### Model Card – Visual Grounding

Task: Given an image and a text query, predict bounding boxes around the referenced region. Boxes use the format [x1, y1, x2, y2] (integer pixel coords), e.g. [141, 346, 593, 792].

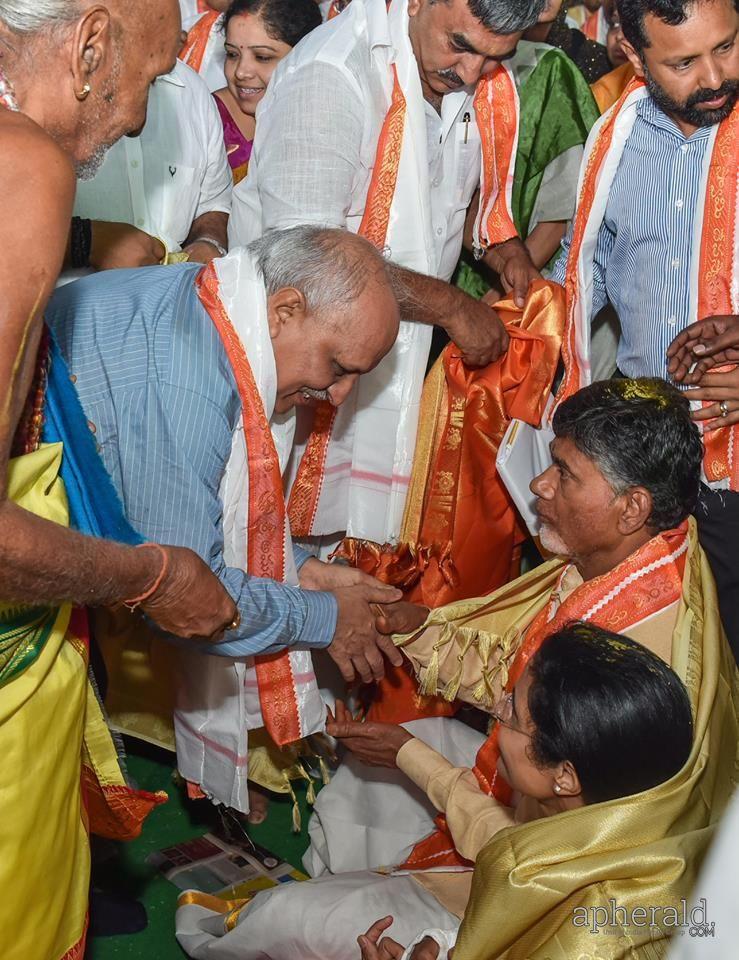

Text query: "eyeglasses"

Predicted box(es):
[491, 692, 532, 737]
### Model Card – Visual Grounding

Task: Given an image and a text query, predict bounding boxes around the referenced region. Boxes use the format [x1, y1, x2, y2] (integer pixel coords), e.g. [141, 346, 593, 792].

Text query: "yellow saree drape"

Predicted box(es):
[452, 524, 739, 959]
[0, 446, 89, 960]
[0, 445, 166, 960]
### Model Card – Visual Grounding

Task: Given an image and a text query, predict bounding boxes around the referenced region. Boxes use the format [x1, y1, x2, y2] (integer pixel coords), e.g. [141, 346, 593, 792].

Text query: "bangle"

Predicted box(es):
[70, 217, 92, 268]
[122, 543, 169, 610]
[188, 235, 227, 257]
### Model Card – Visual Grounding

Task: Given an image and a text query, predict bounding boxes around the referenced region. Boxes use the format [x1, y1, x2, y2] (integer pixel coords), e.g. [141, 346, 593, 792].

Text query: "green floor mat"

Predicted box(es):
[86, 741, 315, 959]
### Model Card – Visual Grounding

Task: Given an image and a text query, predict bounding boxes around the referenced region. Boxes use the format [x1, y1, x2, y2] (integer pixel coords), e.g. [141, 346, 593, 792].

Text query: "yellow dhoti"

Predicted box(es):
[0, 445, 165, 960]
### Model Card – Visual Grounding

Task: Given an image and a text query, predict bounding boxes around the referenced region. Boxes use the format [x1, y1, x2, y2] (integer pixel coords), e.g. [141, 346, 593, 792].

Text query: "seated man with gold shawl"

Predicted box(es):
[176, 378, 739, 958]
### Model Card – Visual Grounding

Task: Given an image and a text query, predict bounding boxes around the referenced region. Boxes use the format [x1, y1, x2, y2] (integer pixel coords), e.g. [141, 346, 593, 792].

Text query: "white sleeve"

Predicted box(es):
[246, 59, 364, 231]
[192, 73, 232, 218]
[400, 928, 459, 960]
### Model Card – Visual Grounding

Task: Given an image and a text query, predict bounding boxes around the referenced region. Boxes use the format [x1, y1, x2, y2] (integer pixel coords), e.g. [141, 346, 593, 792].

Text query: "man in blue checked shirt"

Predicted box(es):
[550, 0, 739, 658]
[47, 226, 405, 813]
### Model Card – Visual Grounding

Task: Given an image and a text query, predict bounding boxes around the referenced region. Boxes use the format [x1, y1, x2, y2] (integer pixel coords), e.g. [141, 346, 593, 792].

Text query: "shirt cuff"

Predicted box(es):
[297, 588, 337, 649]
[292, 542, 315, 571]
[397, 737, 455, 794]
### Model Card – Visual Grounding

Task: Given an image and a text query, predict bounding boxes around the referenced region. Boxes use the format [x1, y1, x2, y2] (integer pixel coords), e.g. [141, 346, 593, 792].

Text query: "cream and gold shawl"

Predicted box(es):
[453, 525, 738, 959]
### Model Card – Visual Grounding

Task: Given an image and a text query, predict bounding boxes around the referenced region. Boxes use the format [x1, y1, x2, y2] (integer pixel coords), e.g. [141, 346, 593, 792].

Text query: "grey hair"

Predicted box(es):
[464, 0, 547, 33]
[0, 0, 83, 33]
[247, 225, 399, 319]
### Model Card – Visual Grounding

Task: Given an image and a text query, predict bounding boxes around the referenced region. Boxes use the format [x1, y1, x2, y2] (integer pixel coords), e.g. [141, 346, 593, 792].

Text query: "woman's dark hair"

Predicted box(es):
[552, 377, 703, 532]
[526, 623, 693, 804]
[617, 0, 739, 55]
[222, 0, 322, 48]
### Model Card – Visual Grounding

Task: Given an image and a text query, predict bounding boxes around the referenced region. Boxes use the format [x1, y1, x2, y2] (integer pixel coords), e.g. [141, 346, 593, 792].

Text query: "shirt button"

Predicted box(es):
[436, 227, 443, 236]
[137, 217, 145, 226]
[131, 159, 139, 168]
[667, 316, 677, 326]
[87, 420, 96, 434]
[671, 258, 680, 269]
[675, 198, 684, 210]
[432, 177, 440, 187]
[680, 144, 689, 153]
[69, 373, 77, 384]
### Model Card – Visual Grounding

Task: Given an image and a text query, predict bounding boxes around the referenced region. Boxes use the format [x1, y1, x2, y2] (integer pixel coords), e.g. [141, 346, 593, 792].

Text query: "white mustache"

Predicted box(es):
[301, 387, 332, 402]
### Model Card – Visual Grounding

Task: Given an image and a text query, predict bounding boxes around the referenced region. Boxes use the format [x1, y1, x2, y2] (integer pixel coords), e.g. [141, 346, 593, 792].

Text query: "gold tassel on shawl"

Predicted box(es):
[402, 615, 523, 708]
[441, 627, 479, 702]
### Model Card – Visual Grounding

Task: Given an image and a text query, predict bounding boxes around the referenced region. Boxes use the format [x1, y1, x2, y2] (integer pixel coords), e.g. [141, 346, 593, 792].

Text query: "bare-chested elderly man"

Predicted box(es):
[0, 2, 236, 957]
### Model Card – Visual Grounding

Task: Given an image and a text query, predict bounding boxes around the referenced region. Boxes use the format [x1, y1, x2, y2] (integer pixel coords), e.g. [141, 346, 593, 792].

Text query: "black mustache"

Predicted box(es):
[686, 79, 739, 107]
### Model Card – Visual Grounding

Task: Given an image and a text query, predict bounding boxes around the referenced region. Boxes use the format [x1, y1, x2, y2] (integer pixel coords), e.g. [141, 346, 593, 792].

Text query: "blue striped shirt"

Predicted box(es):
[551, 96, 713, 378]
[48, 264, 337, 657]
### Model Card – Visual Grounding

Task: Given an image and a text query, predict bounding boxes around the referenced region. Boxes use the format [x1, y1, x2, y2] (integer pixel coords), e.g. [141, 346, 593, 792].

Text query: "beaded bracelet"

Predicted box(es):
[123, 543, 169, 610]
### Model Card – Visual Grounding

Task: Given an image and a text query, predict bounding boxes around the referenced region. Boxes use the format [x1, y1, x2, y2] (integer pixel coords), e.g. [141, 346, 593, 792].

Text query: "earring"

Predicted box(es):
[76, 82, 91, 100]
[554, 784, 561, 793]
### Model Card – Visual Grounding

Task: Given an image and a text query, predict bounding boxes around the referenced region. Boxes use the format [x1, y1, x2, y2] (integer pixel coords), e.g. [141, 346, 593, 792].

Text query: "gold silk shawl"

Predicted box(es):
[452, 523, 739, 960]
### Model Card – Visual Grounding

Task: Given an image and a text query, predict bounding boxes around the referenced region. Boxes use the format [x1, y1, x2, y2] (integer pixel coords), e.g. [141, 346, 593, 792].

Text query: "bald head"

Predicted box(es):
[0, 0, 180, 171]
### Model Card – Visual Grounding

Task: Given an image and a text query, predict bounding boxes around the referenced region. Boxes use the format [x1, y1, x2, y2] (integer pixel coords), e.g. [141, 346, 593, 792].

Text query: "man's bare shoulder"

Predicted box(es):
[0, 110, 75, 191]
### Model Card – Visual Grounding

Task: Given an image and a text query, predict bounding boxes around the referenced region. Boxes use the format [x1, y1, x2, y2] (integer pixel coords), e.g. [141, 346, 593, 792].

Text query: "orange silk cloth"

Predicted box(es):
[336, 281, 565, 722]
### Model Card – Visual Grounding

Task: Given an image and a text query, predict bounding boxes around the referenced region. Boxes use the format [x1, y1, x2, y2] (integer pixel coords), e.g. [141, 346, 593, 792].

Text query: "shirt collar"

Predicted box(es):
[637, 94, 713, 142]
[155, 61, 187, 89]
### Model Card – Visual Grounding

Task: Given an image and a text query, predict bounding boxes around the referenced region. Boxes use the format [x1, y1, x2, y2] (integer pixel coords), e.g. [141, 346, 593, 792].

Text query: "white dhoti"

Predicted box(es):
[176, 871, 459, 960]
[304, 717, 485, 876]
[176, 718, 480, 959]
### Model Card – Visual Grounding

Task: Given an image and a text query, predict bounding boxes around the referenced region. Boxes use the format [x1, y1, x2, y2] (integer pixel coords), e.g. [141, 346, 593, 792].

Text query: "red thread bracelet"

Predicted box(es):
[123, 543, 169, 610]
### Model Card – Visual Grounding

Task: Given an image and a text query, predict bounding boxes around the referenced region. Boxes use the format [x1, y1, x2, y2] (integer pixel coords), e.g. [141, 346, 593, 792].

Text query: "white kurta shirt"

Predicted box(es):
[229, 0, 482, 283]
[74, 60, 232, 253]
[229, 0, 492, 546]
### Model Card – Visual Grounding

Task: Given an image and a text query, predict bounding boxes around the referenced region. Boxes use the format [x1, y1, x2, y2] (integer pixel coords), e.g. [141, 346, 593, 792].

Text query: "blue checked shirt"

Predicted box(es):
[551, 96, 713, 378]
[48, 263, 337, 657]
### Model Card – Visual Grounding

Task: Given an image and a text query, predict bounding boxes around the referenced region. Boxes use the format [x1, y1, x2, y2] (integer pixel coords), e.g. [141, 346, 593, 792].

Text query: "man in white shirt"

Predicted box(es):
[230, 0, 546, 554]
[74, 59, 231, 262]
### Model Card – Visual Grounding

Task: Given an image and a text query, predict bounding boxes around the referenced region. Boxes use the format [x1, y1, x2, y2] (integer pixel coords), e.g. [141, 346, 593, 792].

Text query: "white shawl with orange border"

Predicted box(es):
[174, 252, 326, 812]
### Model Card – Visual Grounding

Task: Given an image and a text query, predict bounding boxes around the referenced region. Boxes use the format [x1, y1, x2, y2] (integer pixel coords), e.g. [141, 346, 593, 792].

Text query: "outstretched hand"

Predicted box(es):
[326, 701, 414, 767]
[684, 365, 739, 430]
[372, 601, 430, 637]
[328, 581, 404, 684]
[358, 917, 443, 960]
[446, 299, 509, 367]
[667, 315, 739, 383]
[140, 545, 237, 640]
[486, 237, 540, 309]
[299, 558, 392, 592]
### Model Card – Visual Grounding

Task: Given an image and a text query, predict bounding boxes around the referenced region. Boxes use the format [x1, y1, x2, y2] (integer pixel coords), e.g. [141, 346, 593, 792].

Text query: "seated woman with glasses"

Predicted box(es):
[177, 623, 695, 960]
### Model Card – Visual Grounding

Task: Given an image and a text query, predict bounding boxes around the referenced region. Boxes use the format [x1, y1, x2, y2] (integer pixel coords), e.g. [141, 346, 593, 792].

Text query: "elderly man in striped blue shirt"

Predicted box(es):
[550, 0, 739, 658]
[47, 225, 405, 814]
